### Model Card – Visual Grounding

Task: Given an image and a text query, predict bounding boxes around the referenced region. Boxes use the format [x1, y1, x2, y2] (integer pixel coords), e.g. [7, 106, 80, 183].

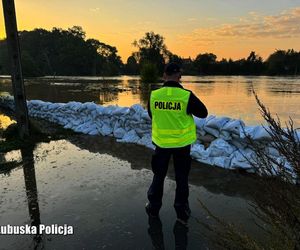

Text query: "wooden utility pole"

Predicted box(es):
[2, 0, 30, 138]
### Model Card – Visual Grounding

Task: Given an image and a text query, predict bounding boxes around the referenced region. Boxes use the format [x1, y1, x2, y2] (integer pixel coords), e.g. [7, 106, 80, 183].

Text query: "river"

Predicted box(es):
[0, 75, 300, 126]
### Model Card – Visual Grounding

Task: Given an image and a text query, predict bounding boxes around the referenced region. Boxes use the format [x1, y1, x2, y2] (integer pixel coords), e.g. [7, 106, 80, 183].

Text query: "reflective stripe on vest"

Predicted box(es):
[150, 87, 197, 148]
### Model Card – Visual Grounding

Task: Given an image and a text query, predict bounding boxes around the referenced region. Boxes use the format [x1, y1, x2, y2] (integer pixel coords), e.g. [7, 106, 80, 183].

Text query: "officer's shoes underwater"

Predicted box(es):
[145, 203, 159, 218]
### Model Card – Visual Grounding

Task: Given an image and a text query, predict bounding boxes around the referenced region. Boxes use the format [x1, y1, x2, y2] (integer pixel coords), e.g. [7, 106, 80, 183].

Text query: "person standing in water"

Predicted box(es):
[146, 62, 208, 225]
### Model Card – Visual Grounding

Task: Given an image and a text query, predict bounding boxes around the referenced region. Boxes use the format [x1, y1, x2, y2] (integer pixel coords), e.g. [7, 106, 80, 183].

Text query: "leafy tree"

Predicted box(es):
[0, 26, 123, 76]
[124, 55, 139, 75]
[266, 49, 300, 75]
[166, 53, 183, 66]
[245, 51, 264, 75]
[194, 53, 217, 75]
[140, 62, 159, 83]
[133, 31, 167, 74]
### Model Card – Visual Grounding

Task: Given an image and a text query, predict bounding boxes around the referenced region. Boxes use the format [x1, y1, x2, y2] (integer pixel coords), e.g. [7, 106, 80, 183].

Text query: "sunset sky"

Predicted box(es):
[1, 0, 300, 62]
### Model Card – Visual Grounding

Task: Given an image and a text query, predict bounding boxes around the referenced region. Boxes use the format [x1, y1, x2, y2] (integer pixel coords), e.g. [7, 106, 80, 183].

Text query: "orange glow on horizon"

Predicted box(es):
[0, 1, 300, 62]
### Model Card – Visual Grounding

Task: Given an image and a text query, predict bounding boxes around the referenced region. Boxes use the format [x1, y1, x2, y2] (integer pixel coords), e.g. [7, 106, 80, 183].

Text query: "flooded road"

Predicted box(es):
[0, 127, 264, 249]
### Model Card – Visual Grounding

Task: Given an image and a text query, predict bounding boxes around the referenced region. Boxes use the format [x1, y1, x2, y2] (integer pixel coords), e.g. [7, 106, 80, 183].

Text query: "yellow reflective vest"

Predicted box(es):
[150, 87, 197, 148]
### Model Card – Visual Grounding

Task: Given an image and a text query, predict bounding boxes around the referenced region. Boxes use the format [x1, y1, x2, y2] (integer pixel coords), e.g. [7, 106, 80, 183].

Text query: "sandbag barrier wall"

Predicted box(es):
[0, 96, 296, 172]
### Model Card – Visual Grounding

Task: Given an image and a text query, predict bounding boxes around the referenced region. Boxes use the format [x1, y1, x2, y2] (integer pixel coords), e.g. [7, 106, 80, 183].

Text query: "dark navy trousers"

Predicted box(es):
[147, 145, 191, 214]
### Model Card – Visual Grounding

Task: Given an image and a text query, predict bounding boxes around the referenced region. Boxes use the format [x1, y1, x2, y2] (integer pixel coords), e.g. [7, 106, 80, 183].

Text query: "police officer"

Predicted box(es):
[146, 62, 208, 225]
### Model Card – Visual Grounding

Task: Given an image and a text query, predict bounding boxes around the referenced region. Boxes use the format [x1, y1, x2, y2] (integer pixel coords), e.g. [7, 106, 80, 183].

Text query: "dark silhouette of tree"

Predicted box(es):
[244, 51, 264, 75]
[133, 31, 167, 74]
[266, 49, 300, 75]
[0, 26, 123, 76]
[1, 27, 300, 77]
[194, 53, 217, 75]
[124, 55, 139, 75]
[166, 53, 183, 66]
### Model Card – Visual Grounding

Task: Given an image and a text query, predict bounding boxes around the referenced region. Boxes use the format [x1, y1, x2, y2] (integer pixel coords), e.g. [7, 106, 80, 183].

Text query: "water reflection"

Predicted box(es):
[173, 221, 188, 250]
[147, 218, 188, 250]
[0, 133, 264, 249]
[21, 145, 43, 249]
[69, 135, 259, 201]
[148, 218, 165, 250]
[1, 75, 300, 125]
[0, 113, 16, 129]
[98, 90, 118, 105]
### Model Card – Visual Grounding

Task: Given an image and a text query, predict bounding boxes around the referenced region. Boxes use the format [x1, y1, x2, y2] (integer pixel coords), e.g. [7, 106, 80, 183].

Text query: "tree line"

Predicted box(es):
[0, 26, 299, 77]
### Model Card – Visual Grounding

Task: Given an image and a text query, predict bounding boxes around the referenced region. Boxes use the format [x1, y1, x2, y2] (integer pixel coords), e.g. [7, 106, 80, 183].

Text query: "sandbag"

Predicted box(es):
[240, 125, 271, 141]
[207, 139, 236, 157]
[222, 119, 245, 135]
[203, 126, 220, 138]
[206, 116, 231, 130]
[212, 156, 232, 169]
[1, 95, 295, 174]
[118, 129, 140, 143]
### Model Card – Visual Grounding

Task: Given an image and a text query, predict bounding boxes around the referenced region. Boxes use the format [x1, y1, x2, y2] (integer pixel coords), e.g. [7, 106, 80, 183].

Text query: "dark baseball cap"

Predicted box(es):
[164, 62, 182, 76]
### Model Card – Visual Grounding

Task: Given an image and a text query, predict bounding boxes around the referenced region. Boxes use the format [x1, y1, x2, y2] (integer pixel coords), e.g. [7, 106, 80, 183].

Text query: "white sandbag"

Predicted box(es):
[99, 124, 113, 136]
[220, 130, 232, 141]
[240, 125, 271, 141]
[194, 117, 206, 129]
[131, 104, 144, 114]
[212, 156, 232, 169]
[102, 105, 116, 115]
[3, 95, 296, 173]
[113, 127, 126, 139]
[203, 126, 220, 138]
[88, 129, 99, 135]
[63, 123, 73, 129]
[233, 148, 256, 163]
[222, 119, 245, 135]
[30, 100, 45, 106]
[207, 139, 236, 157]
[191, 144, 209, 159]
[295, 130, 300, 142]
[198, 134, 215, 143]
[137, 134, 154, 149]
[86, 102, 97, 111]
[265, 146, 280, 157]
[206, 116, 231, 130]
[141, 111, 151, 121]
[112, 107, 130, 116]
[205, 115, 216, 124]
[82, 125, 94, 134]
[117, 129, 140, 143]
[194, 157, 214, 166]
[229, 139, 247, 150]
[230, 158, 252, 169]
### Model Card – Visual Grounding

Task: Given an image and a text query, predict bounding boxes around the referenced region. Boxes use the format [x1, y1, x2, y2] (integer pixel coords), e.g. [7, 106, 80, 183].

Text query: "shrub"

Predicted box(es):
[140, 63, 159, 83]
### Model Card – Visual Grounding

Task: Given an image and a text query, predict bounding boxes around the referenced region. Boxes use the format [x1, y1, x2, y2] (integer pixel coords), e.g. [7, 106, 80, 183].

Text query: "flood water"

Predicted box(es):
[0, 75, 300, 126]
[0, 131, 264, 250]
[0, 75, 299, 249]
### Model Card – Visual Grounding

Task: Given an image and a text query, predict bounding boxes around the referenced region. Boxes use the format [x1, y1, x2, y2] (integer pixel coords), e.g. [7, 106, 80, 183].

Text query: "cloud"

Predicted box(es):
[89, 7, 100, 12]
[179, 7, 300, 45]
[187, 17, 197, 22]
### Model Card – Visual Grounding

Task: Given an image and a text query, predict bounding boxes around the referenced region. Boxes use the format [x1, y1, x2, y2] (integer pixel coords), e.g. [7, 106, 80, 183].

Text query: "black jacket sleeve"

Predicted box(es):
[147, 101, 152, 118]
[186, 92, 208, 118]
